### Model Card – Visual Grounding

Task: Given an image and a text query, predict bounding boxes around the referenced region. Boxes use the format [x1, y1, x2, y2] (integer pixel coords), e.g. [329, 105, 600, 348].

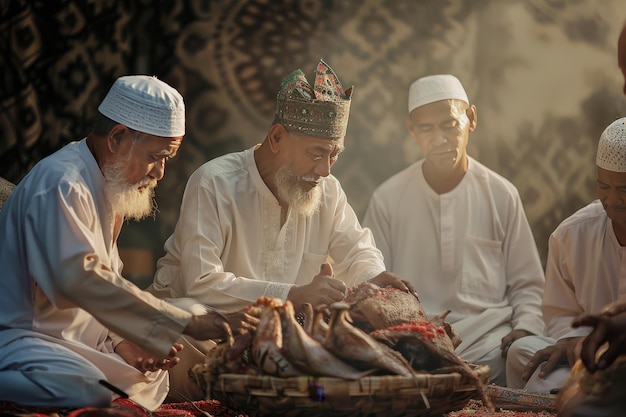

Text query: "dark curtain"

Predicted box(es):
[0, 0, 340, 275]
[0, 0, 138, 181]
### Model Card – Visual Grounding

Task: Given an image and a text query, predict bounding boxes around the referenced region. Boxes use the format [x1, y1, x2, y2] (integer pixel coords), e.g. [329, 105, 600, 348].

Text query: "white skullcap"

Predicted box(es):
[98, 75, 185, 137]
[408, 74, 469, 114]
[597, 117, 626, 172]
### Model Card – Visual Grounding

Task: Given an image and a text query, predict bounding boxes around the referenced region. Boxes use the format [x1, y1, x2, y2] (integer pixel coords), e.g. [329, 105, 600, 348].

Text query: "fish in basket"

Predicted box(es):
[191, 283, 492, 417]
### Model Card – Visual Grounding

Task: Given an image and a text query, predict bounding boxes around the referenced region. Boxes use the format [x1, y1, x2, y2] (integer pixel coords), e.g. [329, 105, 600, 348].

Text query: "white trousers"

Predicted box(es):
[0, 334, 168, 410]
[0, 336, 113, 408]
[455, 322, 515, 386]
[505, 335, 570, 391]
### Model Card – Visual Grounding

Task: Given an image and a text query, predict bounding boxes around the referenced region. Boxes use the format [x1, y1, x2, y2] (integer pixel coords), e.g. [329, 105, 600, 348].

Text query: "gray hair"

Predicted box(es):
[92, 112, 147, 143]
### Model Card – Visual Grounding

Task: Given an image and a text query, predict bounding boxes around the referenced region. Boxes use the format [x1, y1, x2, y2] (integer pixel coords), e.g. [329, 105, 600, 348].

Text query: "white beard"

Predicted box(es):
[275, 163, 322, 217]
[102, 156, 157, 221]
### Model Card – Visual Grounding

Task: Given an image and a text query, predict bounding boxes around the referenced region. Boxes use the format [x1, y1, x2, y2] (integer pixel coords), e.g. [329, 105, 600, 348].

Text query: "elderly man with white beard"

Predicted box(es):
[0, 75, 258, 411]
[147, 60, 414, 401]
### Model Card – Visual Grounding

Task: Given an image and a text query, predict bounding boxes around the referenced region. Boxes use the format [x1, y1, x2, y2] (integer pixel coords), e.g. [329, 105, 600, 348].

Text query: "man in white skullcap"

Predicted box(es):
[363, 74, 545, 386]
[0, 75, 257, 411]
[554, 26, 626, 417]
[147, 60, 413, 401]
[564, 22, 626, 378]
[507, 117, 626, 393]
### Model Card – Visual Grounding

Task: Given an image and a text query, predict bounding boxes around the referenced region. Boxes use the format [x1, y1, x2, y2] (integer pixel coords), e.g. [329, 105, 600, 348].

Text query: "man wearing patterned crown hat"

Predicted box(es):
[506, 117, 626, 394]
[0, 75, 258, 410]
[363, 74, 546, 386]
[148, 60, 414, 401]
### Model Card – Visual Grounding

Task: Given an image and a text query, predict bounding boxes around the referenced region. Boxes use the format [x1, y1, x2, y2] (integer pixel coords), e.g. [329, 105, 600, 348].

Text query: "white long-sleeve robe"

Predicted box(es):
[363, 157, 545, 368]
[0, 139, 191, 410]
[507, 199, 626, 390]
[543, 199, 626, 338]
[149, 145, 386, 311]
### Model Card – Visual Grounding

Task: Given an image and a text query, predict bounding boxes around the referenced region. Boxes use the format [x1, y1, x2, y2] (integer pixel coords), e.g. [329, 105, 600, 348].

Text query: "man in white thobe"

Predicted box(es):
[148, 59, 413, 400]
[507, 117, 626, 392]
[562, 21, 626, 377]
[0, 75, 256, 410]
[363, 74, 545, 386]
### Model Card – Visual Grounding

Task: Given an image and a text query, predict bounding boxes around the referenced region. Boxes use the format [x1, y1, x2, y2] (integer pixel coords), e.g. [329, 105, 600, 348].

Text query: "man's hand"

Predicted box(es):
[600, 298, 626, 317]
[521, 337, 582, 381]
[184, 306, 259, 342]
[500, 329, 533, 358]
[114, 339, 183, 372]
[574, 310, 626, 373]
[367, 271, 417, 296]
[288, 263, 346, 309]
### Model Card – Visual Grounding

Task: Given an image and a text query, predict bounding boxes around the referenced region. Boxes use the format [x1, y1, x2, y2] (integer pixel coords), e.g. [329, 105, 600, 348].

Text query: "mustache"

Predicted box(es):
[429, 146, 455, 154]
[136, 177, 157, 189]
[300, 175, 324, 183]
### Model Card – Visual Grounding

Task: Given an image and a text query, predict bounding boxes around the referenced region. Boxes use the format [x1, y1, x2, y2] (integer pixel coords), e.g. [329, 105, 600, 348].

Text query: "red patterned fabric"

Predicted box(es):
[157, 399, 248, 417]
[0, 398, 249, 417]
[0, 398, 559, 417]
[0, 401, 63, 417]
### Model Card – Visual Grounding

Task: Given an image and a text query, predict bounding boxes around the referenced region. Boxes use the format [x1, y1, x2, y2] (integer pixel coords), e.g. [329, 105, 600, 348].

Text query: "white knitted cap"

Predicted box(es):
[98, 75, 185, 137]
[408, 74, 469, 114]
[597, 117, 626, 172]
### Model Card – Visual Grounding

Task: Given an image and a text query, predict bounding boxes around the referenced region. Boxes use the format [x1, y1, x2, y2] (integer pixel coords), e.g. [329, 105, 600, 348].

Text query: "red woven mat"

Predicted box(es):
[0, 398, 557, 417]
[0, 398, 248, 417]
[447, 400, 557, 417]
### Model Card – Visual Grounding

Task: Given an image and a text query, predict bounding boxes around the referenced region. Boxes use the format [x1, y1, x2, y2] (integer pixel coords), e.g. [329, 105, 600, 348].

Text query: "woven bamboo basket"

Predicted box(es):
[205, 364, 490, 417]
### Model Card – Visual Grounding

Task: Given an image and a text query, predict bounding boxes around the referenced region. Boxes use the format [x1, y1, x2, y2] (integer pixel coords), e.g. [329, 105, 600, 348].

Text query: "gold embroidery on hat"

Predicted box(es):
[276, 59, 352, 138]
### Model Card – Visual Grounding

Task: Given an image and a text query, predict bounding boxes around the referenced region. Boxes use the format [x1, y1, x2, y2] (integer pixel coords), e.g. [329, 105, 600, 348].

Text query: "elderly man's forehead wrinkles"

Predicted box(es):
[152, 140, 182, 159]
[154, 149, 174, 158]
[450, 101, 467, 117]
[309, 138, 343, 152]
[412, 114, 452, 125]
[598, 168, 626, 183]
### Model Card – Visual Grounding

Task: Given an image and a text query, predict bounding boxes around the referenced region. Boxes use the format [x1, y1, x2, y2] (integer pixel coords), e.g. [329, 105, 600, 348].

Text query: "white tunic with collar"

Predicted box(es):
[543, 199, 626, 339]
[150, 145, 386, 311]
[507, 199, 626, 390]
[363, 157, 545, 362]
[0, 139, 191, 409]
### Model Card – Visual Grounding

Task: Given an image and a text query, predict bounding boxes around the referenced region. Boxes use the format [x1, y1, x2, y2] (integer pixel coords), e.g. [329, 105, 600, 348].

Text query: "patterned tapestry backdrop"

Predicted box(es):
[2, 0, 626, 274]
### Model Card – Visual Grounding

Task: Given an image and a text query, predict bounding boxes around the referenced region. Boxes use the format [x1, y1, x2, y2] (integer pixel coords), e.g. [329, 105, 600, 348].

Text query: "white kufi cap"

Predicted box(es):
[408, 74, 469, 114]
[98, 75, 185, 137]
[596, 117, 626, 172]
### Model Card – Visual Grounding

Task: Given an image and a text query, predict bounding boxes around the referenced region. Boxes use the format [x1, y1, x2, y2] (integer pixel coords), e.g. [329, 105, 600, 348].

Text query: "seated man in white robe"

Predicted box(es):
[363, 74, 546, 386]
[507, 117, 626, 392]
[148, 60, 413, 400]
[0, 75, 257, 411]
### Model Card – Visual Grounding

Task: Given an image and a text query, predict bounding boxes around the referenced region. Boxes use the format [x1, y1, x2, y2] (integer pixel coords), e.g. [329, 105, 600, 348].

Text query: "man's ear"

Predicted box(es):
[467, 105, 478, 132]
[106, 124, 127, 154]
[405, 116, 416, 139]
[268, 123, 287, 153]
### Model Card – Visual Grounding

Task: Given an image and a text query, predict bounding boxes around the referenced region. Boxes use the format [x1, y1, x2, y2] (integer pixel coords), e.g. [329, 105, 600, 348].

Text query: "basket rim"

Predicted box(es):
[211, 363, 490, 396]
[206, 364, 490, 416]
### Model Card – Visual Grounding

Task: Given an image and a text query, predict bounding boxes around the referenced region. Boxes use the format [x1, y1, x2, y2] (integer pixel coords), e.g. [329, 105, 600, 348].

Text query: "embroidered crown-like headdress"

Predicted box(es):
[276, 59, 353, 138]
